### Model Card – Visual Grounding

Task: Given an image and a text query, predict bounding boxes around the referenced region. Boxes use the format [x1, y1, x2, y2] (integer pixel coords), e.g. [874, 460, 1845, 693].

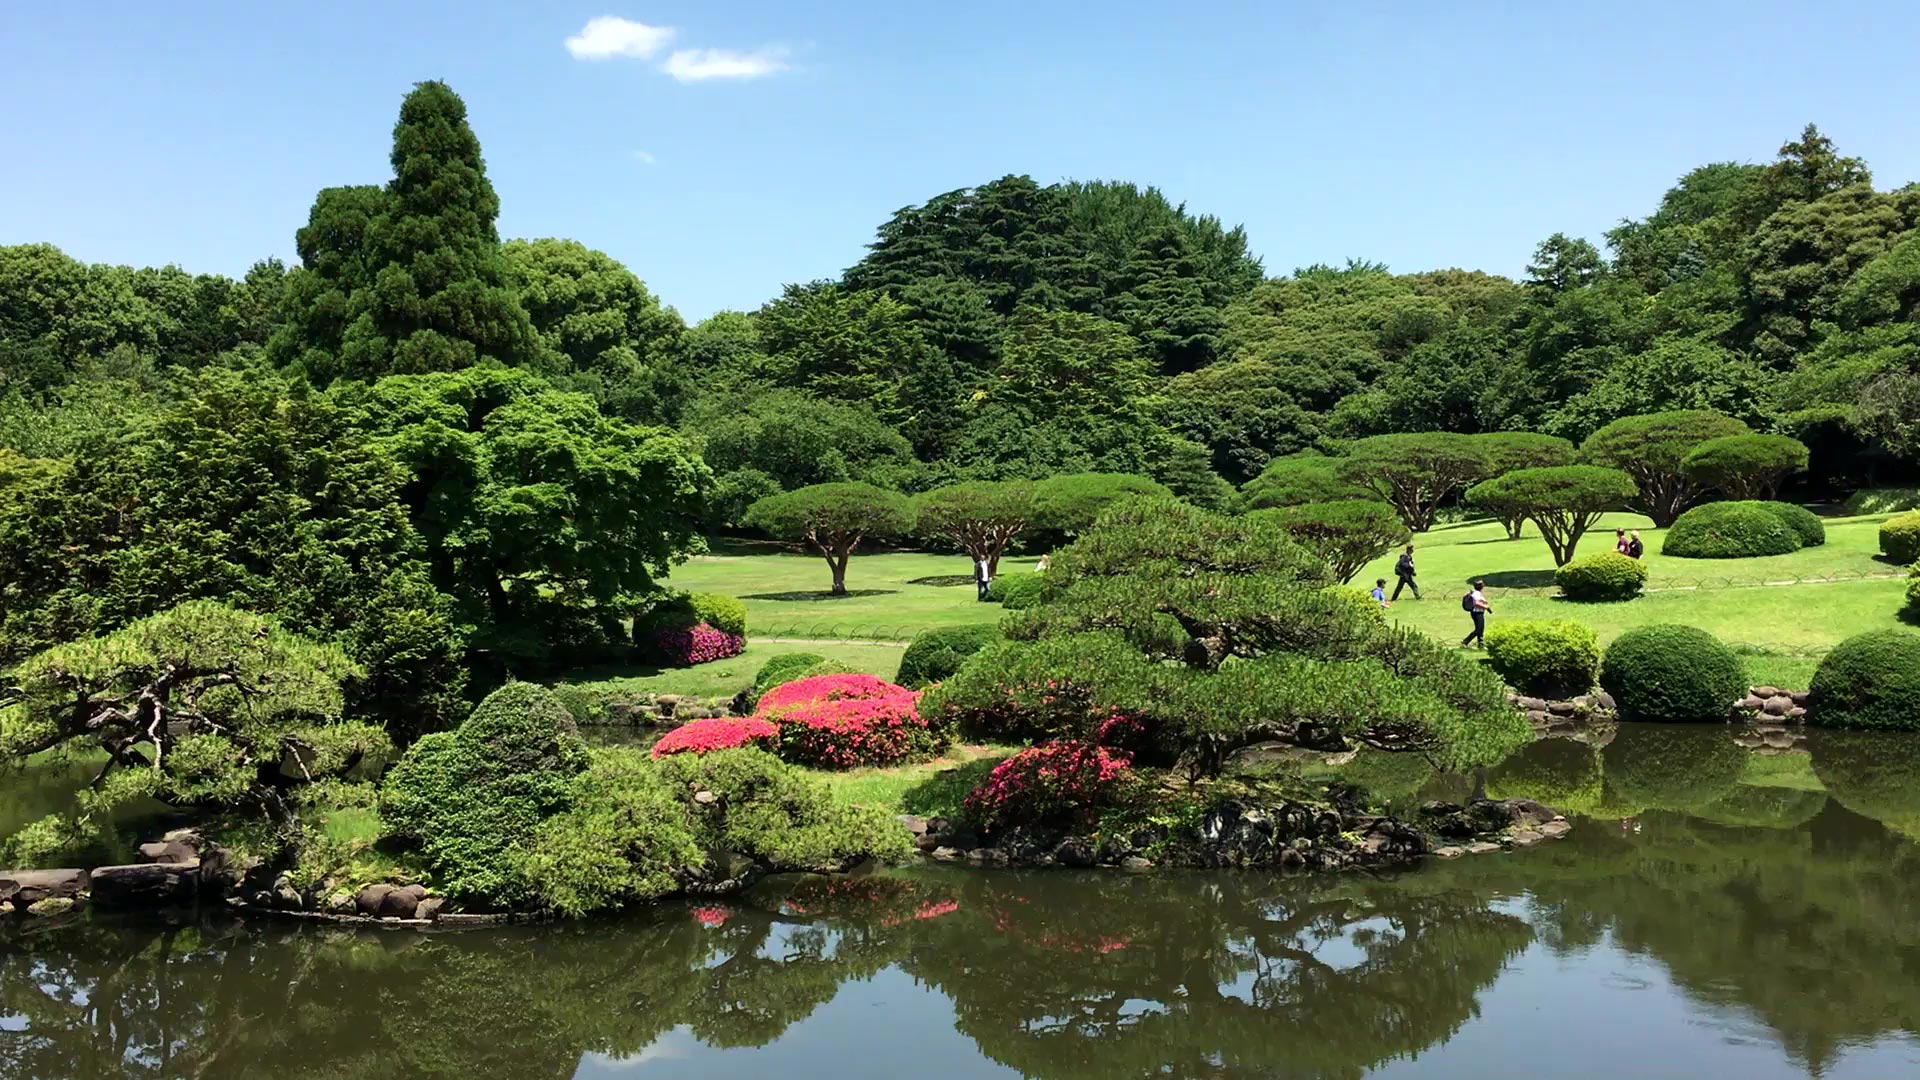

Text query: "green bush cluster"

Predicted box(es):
[1484, 619, 1601, 698]
[987, 571, 1047, 609]
[1555, 551, 1648, 601]
[1661, 501, 1803, 558]
[1882, 511, 1920, 564]
[1808, 630, 1920, 732]
[637, 592, 749, 638]
[897, 624, 1002, 688]
[518, 747, 911, 918]
[382, 683, 593, 908]
[1598, 624, 1745, 723]
[1754, 501, 1825, 546]
[1845, 488, 1920, 515]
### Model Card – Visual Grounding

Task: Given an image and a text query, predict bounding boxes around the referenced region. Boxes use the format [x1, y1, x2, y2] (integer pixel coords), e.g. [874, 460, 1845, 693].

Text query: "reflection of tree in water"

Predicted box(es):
[0, 878, 955, 1078]
[1422, 724, 1920, 1074]
[904, 873, 1534, 1080]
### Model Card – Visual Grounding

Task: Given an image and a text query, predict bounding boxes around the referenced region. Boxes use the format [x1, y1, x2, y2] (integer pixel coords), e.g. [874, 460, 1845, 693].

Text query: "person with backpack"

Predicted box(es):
[1461, 579, 1491, 648]
[1627, 530, 1645, 559]
[1390, 545, 1420, 600]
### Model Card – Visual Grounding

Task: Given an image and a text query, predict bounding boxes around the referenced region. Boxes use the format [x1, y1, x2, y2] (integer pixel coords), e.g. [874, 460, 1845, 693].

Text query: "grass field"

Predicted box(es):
[584, 509, 1907, 702]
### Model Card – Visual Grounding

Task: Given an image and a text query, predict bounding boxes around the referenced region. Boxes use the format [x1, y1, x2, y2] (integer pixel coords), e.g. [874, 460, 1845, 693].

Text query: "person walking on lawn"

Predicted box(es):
[1461, 579, 1491, 648]
[974, 556, 993, 601]
[1391, 545, 1421, 600]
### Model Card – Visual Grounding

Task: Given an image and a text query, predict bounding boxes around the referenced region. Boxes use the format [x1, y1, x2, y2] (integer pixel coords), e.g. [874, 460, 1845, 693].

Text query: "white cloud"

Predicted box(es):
[630, 149, 656, 165]
[565, 16, 676, 60]
[662, 46, 790, 82]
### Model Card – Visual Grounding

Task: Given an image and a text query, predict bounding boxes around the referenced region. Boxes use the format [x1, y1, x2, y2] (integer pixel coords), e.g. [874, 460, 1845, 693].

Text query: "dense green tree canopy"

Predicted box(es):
[1579, 409, 1751, 525]
[744, 482, 913, 595]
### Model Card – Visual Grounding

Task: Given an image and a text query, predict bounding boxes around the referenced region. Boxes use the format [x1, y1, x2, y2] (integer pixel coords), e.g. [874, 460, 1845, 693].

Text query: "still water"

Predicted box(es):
[5, 724, 1920, 1079]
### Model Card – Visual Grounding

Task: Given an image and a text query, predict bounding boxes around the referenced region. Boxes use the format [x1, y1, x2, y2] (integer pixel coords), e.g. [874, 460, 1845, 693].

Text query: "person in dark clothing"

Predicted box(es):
[1627, 530, 1645, 559]
[1461, 578, 1491, 648]
[974, 557, 992, 601]
[1390, 545, 1420, 600]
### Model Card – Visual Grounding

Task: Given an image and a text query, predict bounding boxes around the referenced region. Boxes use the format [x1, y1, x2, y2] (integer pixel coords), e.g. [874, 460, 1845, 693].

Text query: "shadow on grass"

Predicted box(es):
[740, 589, 898, 601]
[1476, 570, 1558, 589]
[906, 575, 975, 588]
[701, 535, 795, 557]
[899, 755, 1010, 818]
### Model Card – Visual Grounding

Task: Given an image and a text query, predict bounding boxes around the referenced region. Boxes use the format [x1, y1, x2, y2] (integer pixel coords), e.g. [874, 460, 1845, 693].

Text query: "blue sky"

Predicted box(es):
[4, 2, 1917, 321]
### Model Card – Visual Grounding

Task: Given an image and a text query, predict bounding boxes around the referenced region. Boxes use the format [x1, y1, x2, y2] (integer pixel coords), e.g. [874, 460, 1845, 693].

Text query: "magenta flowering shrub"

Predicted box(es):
[650, 716, 778, 758]
[652, 621, 745, 667]
[753, 673, 943, 768]
[962, 739, 1134, 830]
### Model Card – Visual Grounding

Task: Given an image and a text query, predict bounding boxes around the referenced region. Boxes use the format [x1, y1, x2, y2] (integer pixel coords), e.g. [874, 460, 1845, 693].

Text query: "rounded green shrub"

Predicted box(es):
[1484, 619, 1601, 697]
[1906, 567, 1920, 619]
[1881, 511, 1920, 565]
[897, 624, 1002, 688]
[1748, 501, 1825, 547]
[640, 592, 748, 637]
[988, 571, 1047, 609]
[1598, 624, 1745, 723]
[1555, 551, 1648, 601]
[1807, 629, 1920, 732]
[1662, 501, 1802, 558]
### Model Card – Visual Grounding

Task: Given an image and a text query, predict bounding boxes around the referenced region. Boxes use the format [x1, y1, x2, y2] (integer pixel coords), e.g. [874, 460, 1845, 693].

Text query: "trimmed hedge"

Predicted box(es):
[1750, 501, 1825, 547]
[1598, 624, 1745, 723]
[1484, 619, 1601, 698]
[987, 572, 1047, 609]
[1662, 501, 1802, 558]
[1882, 511, 1920, 565]
[1555, 551, 1648, 602]
[898, 624, 1002, 689]
[1807, 630, 1920, 732]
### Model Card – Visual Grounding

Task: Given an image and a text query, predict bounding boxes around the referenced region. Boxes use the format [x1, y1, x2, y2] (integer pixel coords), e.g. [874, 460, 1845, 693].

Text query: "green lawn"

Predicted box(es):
[554, 640, 909, 702]
[663, 541, 1010, 642]
[1354, 512, 1908, 684]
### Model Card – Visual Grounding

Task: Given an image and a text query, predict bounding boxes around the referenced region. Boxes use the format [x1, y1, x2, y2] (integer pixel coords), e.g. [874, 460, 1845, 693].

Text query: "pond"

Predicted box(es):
[5, 724, 1920, 1078]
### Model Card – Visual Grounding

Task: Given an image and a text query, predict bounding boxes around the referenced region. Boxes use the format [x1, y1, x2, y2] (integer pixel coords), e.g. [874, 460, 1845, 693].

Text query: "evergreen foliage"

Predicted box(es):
[1599, 625, 1746, 722]
[1807, 630, 1920, 731]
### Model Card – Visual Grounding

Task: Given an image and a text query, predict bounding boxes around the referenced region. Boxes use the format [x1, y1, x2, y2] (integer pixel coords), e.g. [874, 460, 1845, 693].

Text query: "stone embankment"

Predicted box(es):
[1510, 686, 1812, 727]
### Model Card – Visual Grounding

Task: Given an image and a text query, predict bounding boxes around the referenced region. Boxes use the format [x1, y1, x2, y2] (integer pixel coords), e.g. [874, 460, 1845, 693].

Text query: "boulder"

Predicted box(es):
[325, 891, 357, 915]
[897, 814, 929, 836]
[1547, 700, 1577, 716]
[1762, 696, 1794, 717]
[1120, 855, 1154, 870]
[414, 897, 446, 921]
[1538, 821, 1572, 838]
[90, 863, 198, 909]
[138, 839, 200, 865]
[1752, 686, 1783, 700]
[1051, 838, 1096, 867]
[1431, 846, 1465, 859]
[1790, 690, 1810, 707]
[930, 847, 963, 862]
[355, 883, 395, 916]
[1739, 695, 1767, 711]
[1465, 842, 1503, 855]
[378, 884, 430, 919]
[1594, 691, 1616, 710]
[0, 868, 89, 909]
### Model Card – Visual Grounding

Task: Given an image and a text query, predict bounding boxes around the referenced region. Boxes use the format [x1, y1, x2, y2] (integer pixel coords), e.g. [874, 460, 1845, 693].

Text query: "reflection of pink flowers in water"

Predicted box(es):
[988, 908, 1131, 954]
[691, 905, 731, 927]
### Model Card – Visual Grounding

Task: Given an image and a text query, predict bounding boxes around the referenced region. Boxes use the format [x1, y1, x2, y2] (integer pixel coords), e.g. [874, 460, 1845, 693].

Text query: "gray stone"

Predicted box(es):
[414, 897, 446, 921]
[325, 891, 357, 915]
[1538, 821, 1572, 838]
[693, 790, 718, 805]
[91, 863, 198, 909]
[1517, 697, 1549, 712]
[26, 896, 75, 916]
[930, 846, 963, 861]
[1752, 686, 1783, 700]
[1431, 846, 1465, 859]
[913, 833, 940, 853]
[1787, 706, 1807, 720]
[1791, 690, 1810, 707]
[1547, 700, 1577, 716]
[1594, 692, 1616, 710]
[0, 868, 89, 908]
[1739, 695, 1767, 711]
[378, 884, 429, 918]
[1762, 696, 1794, 717]
[1465, 842, 1502, 855]
[355, 884, 395, 916]
[897, 815, 929, 836]
[1509, 829, 1545, 846]
[272, 882, 304, 910]
[138, 839, 199, 864]
[1120, 855, 1154, 870]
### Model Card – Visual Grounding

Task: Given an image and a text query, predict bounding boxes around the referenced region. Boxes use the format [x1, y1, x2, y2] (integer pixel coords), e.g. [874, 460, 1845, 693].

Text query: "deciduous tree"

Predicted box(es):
[744, 482, 913, 595]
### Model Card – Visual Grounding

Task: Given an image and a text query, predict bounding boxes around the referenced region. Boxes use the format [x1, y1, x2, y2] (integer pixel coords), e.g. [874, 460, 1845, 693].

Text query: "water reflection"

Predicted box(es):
[3, 725, 1920, 1078]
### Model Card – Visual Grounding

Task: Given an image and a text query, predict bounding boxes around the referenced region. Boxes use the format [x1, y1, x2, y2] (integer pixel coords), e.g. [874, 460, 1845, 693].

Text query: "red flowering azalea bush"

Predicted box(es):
[754, 673, 943, 768]
[963, 739, 1134, 830]
[652, 621, 745, 667]
[651, 717, 777, 758]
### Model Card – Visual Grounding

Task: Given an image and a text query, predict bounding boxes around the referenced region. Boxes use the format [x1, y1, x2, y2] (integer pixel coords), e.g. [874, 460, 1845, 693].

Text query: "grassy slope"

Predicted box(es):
[555, 641, 910, 700]
[664, 543, 1009, 641]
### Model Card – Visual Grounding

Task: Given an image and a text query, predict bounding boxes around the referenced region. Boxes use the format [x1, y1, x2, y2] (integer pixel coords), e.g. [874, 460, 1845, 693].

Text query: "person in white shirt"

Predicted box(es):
[1461, 579, 1491, 648]
[975, 556, 992, 601]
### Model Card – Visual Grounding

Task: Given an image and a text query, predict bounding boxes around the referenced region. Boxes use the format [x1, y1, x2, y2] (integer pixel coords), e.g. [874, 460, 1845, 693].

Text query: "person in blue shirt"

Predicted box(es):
[1370, 578, 1389, 610]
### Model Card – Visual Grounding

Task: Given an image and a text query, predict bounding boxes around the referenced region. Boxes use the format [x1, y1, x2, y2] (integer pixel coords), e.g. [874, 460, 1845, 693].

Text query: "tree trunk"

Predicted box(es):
[830, 552, 849, 595]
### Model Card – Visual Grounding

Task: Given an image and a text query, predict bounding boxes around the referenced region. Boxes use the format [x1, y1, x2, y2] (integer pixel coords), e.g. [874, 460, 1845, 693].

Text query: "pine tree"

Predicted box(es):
[1112, 225, 1225, 373]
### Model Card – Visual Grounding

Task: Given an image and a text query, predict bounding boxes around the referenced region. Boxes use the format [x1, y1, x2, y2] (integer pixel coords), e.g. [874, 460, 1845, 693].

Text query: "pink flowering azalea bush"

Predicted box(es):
[753, 672, 943, 768]
[650, 717, 777, 758]
[963, 739, 1135, 830]
[652, 621, 745, 667]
